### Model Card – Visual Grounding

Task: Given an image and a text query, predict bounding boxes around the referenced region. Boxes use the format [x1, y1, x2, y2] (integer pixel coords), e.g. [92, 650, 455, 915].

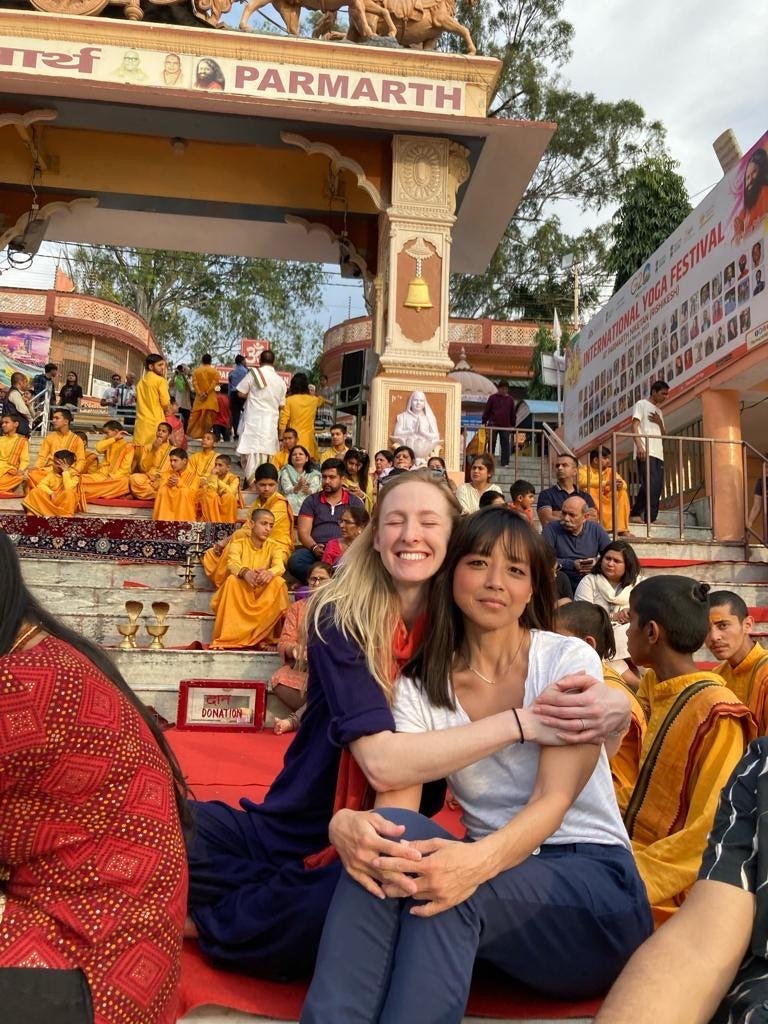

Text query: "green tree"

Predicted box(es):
[66, 246, 325, 366]
[606, 155, 692, 292]
[444, 0, 667, 322]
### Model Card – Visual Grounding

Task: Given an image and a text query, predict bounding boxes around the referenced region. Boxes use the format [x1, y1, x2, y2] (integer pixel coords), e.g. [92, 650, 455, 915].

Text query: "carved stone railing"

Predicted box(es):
[323, 315, 538, 354]
[0, 287, 159, 355]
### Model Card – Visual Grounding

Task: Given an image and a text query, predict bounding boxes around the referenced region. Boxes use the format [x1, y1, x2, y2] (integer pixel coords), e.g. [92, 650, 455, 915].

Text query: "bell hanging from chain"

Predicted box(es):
[403, 275, 433, 311]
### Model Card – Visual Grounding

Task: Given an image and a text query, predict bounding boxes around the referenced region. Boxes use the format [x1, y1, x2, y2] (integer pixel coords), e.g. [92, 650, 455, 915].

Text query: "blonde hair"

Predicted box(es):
[306, 468, 460, 702]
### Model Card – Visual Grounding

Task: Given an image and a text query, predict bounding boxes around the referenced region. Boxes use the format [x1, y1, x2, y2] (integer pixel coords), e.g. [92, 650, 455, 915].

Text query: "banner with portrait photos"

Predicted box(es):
[564, 129, 768, 452]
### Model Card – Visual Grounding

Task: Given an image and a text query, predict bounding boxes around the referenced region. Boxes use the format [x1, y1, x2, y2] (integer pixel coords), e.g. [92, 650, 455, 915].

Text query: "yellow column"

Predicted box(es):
[700, 389, 744, 541]
[368, 136, 469, 472]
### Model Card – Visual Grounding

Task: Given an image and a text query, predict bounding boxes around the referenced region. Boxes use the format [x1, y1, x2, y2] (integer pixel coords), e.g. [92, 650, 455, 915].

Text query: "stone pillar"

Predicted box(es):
[701, 388, 744, 541]
[368, 135, 469, 472]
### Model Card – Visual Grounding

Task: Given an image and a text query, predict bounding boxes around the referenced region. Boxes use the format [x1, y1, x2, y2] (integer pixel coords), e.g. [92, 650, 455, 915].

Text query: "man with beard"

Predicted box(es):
[537, 453, 596, 526]
[734, 148, 768, 242]
[287, 458, 364, 583]
[195, 58, 226, 90]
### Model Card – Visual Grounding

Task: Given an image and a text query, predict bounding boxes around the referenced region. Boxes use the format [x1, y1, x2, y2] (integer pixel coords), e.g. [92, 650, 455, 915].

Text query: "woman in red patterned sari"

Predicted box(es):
[0, 532, 190, 1024]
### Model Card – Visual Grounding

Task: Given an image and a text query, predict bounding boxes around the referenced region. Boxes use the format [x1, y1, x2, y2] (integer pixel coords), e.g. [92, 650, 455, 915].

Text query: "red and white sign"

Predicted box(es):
[240, 339, 270, 366]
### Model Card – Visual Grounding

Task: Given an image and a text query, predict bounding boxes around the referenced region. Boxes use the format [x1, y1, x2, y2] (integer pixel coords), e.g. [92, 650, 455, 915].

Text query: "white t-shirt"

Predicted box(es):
[392, 630, 629, 848]
[455, 482, 503, 514]
[632, 398, 664, 461]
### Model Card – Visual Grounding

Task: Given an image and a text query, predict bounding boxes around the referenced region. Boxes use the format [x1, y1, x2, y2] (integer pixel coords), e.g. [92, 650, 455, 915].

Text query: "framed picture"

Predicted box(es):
[176, 679, 267, 732]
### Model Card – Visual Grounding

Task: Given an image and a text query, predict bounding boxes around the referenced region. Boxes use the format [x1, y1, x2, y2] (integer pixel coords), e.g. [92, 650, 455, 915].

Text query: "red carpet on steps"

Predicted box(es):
[167, 730, 601, 1021]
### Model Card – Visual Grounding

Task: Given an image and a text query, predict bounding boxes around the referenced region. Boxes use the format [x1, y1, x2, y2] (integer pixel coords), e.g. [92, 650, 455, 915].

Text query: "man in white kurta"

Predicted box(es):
[236, 350, 287, 484]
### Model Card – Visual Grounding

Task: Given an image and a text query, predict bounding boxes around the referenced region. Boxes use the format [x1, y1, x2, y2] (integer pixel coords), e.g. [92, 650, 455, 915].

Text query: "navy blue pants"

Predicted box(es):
[301, 809, 653, 1024]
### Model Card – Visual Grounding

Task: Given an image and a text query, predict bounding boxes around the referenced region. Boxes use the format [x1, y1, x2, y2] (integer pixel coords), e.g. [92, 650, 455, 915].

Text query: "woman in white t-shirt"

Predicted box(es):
[302, 507, 653, 1023]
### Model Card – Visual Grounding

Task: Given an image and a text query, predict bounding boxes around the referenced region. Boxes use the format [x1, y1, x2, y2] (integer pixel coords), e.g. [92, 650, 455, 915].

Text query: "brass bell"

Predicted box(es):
[403, 275, 433, 312]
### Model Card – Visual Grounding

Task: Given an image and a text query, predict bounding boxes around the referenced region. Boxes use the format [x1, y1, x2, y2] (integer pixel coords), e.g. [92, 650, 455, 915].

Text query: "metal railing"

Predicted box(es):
[606, 432, 768, 548]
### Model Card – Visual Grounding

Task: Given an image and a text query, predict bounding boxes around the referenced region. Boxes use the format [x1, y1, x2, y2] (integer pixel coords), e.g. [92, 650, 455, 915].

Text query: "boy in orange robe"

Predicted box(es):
[0, 413, 29, 493]
[27, 409, 86, 487]
[249, 462, 294, 564]
[152, 448, 198, 522]
[75, 430, 100, 474]
[210, 509, 289, 649]
[80, 420, 135, 500]
[200, 454, 242, 523]
[22, 449, 83, 517]
[188, 430, 218, 481]
[129, 423, 172, 499]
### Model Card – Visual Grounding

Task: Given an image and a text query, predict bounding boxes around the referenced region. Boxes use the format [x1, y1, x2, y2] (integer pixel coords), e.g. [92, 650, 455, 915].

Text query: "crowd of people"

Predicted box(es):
[2, 352, 768, 1024]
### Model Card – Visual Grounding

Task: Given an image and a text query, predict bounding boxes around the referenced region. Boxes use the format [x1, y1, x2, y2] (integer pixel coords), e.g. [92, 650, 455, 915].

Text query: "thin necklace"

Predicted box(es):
[9, 623, 41, 656]
[465, 630, 528, 686]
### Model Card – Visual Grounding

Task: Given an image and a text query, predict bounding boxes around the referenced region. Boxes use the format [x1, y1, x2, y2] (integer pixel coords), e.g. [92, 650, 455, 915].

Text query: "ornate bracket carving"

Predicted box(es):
[0, 198, 99, 252]
[285, 214, 376, 313]
[280, 132, 387, 211]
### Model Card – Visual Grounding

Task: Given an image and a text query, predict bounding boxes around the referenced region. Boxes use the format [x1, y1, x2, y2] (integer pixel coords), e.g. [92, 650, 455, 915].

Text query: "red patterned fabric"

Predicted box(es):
[0, 636, 188, 1024]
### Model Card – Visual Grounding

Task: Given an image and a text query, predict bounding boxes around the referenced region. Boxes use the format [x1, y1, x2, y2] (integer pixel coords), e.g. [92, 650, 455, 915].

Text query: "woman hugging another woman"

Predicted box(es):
[302, 507, 653, 1023]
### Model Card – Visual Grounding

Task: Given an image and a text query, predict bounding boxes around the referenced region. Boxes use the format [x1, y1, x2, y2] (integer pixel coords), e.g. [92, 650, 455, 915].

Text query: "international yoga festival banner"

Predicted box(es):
[564, 129, 768, 452]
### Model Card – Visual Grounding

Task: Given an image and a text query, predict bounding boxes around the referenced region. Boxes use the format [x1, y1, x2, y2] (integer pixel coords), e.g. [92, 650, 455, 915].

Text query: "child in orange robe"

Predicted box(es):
[80, 420, 135, 500]
[129, 423, 172, 499]
[22, 449, 83, 517]
[210, 509, 289, 649]
[200, 454, 242, 523]
[0, 412, 29, 493]
[152, 448, 198, 522]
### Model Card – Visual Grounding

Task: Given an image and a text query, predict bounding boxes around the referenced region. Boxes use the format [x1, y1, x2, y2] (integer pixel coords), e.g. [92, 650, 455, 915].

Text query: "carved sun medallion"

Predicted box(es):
[399, 143, 442, 203]
[30, 0, 110, 13]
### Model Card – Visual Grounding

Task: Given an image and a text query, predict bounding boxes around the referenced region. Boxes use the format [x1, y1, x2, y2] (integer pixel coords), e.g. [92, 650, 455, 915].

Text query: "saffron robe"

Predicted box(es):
[80, 436, 135, 500]
[129, 441, 172, 499]
[249, 491, 295, 563]
[188, 449, 218, 482]
[202, 525, 249, 587]
[187, 366, 221, 439]
[200, 472, 242, 523]
[22, 469, 83, 518]
[0, 434, 29, 492]
[278, 394, 325, 459]
[27, 430, 86, 487]
[628, 670, 755, 921]
[577, 463, 631, 534]
[603, 661, 646, 814]
[152, 466, 198, 522]
[716, 642, 768, 736]
[210, 535, 289, 649]
[134, 370, 171, 447]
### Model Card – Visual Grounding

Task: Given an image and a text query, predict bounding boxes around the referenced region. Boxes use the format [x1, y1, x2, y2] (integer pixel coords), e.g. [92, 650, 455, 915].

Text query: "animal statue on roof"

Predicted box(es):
[237, 0, 396, 40]
[313, 0, 477, 53]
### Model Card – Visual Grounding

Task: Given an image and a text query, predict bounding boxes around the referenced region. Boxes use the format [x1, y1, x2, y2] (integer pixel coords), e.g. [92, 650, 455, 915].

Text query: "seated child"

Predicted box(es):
[271, 428, 298, 471]
[555, 601, 646, 811]
[152, 448, 198, 522]
[200, 454, 242, 523]
[188, 430, 217, 480]
[479, 489, 508, 509]
[79, 420, 134, 500]
[210, 509, 290, 649]
[509, 478, 536, 523]
[75, 429, 99, 474]
[0, 412, 29, 493]
[626, 576, 755, 923]
[130, 422, 173, 499]
[272, 561, 332, 734]
[165, 400, 187, 449]
[22, 449, 83, 518]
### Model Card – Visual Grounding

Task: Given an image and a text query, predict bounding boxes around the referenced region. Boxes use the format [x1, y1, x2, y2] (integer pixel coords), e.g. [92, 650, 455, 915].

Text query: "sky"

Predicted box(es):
[3, 3, 765, 335]
[334, 0, 768, 323]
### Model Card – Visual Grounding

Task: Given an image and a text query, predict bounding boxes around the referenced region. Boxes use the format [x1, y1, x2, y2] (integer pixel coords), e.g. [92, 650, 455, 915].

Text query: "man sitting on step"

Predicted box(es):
[626, 575, 755, 924]
[129, 422, 173, 499]
[707, 589, 768, 735]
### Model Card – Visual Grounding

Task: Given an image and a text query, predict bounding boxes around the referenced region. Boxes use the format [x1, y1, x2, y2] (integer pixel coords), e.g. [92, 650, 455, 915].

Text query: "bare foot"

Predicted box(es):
[274, 716, 298, 735]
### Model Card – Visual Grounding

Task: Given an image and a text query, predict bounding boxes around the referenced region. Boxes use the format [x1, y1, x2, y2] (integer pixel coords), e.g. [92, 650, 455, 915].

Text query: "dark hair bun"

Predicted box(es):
[693, 581, 710, 602]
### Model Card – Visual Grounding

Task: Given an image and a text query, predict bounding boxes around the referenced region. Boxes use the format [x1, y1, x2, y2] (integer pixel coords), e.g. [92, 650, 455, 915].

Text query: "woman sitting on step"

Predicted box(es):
[0, 532, 190, 1024]
[186, 471, 633, 980]
[301, 508, 653, 1022]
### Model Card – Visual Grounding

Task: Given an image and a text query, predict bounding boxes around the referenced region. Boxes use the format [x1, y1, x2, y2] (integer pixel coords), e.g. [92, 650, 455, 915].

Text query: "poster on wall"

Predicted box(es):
[564, 130, 768, 452]
[0, 326, 52, 368]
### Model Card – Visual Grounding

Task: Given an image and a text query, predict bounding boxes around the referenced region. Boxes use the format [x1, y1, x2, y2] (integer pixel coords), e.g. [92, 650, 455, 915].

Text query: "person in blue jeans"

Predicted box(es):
[302, 507, 653, 1023]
